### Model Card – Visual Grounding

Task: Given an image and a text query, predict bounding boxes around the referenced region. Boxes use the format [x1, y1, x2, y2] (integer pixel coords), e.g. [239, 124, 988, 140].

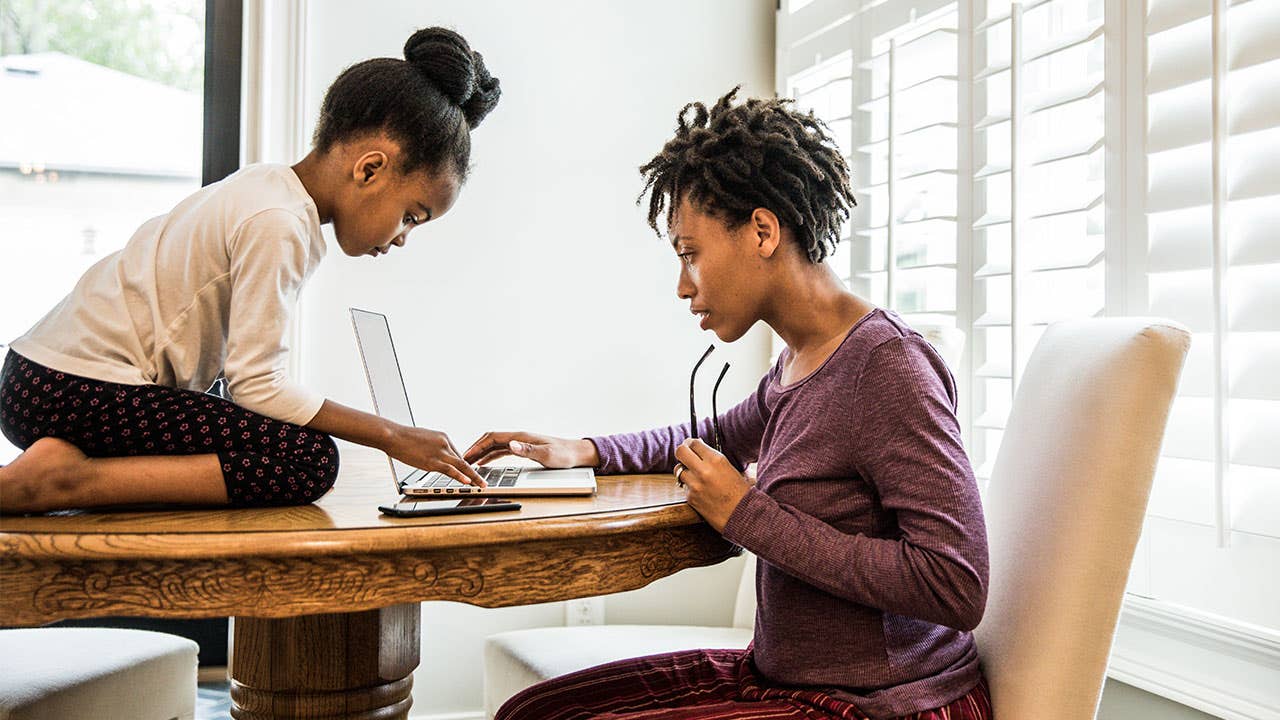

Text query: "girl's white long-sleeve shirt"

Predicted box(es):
[10, 164, 327, 426]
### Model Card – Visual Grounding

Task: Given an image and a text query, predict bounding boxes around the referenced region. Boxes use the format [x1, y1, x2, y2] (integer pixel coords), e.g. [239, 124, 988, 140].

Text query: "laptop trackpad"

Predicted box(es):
[518, 469, 593, 488]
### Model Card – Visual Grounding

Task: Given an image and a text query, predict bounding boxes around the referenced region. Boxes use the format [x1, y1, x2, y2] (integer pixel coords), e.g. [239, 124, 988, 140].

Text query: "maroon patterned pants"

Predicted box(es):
[0, 351, 338, 507]
[496, 648, 992, 720]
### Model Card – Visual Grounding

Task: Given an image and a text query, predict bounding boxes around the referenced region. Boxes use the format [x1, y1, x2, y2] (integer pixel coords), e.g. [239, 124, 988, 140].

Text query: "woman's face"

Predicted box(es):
[668, 196, 771, 343]
[332, 156, 460, 258]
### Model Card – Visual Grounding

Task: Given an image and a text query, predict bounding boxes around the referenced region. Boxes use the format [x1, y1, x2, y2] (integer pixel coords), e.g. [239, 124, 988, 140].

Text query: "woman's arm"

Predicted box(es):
[587, 371, 773, 475]
[720, 337, 989, 631]
[463, 373, 771, 474]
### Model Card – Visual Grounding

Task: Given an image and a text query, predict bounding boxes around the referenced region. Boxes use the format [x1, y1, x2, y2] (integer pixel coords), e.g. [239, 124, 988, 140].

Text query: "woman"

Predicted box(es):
[465, 88, 991, 720]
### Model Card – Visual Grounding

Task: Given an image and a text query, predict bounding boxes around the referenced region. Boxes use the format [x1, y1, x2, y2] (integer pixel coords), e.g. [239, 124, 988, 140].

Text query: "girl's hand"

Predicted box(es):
[464, 431, 599, 469]
[388, 425, 487, 486]
[673, 438, 752, 533]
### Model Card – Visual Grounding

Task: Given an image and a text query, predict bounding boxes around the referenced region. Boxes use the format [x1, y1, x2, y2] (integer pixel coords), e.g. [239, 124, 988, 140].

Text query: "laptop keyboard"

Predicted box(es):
[409, 466, 521, 490]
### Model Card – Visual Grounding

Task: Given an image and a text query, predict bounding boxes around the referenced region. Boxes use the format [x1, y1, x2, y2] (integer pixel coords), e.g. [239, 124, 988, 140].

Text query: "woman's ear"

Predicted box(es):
[752, 208, 782, 259]
[352, 150, 389, 186]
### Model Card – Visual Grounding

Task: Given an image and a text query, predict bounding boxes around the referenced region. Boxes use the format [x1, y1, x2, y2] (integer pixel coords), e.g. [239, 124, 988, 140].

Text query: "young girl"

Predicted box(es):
[464, 89, 991, 720]
[0, 27, 500, 513]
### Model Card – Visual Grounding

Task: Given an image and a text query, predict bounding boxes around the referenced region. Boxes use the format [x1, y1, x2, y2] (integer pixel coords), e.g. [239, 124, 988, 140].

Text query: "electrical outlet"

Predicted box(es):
[564, 597, 605, 626]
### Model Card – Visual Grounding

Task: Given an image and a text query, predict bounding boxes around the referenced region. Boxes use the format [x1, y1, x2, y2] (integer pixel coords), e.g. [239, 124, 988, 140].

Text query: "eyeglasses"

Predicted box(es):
[690, 344, 730, 453]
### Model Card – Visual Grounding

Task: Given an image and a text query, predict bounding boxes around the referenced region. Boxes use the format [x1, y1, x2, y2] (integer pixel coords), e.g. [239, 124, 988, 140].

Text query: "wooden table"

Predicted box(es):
[0, 448, 737, 719]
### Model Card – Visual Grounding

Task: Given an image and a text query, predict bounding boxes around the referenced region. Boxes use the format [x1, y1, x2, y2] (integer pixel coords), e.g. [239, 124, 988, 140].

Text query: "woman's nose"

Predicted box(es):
[676, 267, 695, 300]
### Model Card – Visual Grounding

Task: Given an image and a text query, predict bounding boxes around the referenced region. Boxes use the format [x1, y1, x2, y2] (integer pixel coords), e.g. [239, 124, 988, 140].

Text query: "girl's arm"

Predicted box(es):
[219, 212, 483, 486]
[308, 399, 485, 486]
[222, 211, 328, 426]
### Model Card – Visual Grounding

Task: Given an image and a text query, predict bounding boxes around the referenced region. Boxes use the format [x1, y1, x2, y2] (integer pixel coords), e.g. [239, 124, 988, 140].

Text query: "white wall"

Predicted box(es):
[300, 1, 775, 715]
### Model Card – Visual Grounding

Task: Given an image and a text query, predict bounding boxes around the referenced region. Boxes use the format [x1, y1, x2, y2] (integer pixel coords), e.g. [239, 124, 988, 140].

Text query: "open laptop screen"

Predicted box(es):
[350, 308, 416, 483]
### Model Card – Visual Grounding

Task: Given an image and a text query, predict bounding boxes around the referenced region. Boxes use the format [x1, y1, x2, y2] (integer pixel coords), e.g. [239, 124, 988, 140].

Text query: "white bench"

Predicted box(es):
[0, 628, 198, 720]
[483, 554, 757, 718]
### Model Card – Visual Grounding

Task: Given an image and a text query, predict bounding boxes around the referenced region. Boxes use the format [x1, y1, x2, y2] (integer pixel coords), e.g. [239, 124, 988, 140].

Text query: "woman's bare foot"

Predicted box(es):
[0, 437, 92, 514]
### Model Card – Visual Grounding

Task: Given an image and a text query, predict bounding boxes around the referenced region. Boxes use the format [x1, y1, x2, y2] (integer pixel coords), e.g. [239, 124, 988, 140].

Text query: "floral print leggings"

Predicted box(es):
[0, 351, 338, 507]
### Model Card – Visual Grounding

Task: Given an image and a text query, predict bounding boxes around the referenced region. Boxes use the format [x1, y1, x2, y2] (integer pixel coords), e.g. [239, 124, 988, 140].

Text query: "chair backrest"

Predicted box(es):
[732, 552, 757, 630]
[973, 318, 1190, 719]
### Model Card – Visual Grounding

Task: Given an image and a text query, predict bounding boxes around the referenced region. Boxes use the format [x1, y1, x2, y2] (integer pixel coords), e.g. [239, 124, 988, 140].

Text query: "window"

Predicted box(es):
[1133, 0, 1280, 627]
[779, 0, 1106, 487]
[0, 0, 241, 464]
[779, 0, 1278, 713]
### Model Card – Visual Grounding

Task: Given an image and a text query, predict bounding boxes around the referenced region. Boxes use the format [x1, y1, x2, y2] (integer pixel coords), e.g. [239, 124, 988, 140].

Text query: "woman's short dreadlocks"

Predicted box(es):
[638, 87, 856, 263]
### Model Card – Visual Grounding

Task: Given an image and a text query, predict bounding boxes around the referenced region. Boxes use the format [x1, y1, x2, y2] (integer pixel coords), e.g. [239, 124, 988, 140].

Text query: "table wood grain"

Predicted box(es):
[0, 446, 738, 625]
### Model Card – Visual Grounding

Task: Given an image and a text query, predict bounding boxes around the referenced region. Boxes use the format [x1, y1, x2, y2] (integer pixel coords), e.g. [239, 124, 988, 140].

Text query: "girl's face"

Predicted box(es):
[332, 153, 461, 258]
[669, 196, 775, 343]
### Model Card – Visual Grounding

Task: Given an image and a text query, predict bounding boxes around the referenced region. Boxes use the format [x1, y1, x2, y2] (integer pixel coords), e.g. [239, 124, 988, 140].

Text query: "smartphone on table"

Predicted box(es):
[378, 497, 521, 517]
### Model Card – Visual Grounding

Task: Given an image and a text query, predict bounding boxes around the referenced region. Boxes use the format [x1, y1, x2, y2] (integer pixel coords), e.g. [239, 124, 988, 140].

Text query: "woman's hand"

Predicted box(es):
[387, 425, 487, 486]
[464, 431, 599, 469]
[674, 438, 752, 533]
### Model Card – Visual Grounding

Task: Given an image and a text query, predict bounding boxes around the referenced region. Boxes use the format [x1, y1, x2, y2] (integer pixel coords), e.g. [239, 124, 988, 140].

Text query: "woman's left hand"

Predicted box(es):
[673, 438, 752, 533]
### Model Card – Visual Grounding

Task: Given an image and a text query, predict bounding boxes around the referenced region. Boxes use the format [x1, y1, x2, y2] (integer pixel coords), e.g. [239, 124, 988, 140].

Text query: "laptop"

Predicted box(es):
[350, 308, 597, 497]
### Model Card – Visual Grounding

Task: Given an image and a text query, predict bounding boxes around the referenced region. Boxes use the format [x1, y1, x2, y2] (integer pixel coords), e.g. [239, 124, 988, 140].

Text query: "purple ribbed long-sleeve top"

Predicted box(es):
[588, 310, 989, 719]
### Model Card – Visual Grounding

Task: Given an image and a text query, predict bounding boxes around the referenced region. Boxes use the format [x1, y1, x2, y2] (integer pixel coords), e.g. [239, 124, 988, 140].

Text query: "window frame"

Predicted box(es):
[204, 0, 244, 187]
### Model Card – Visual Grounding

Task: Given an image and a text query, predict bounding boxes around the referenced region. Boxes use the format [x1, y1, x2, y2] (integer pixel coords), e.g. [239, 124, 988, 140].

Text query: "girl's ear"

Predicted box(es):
[352, 151, 390, 186]
[752, 207, 782, 259]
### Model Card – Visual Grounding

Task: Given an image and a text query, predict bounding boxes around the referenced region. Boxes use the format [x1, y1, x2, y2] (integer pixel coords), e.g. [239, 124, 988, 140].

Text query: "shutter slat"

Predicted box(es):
[1148, 269, 1215, 332]
[1147, 144, 1213, 213]
[1147, 14, 1212, 94]
[1147, 80, 1212, 153]
[1230, 400, 1280, 469]
[1229, 263, 1280, 333]
[1228, 60, 1280, 137]
[1147, 0, 1212, 36]
[1227, 127, 1280, 201]
[1148, 206, 1214, 272]
[1230, 463, 1280, 538]
[1230, 196, 1280, 267]
[1230, 333, 1280, 401]
[1228, 0, 1280, 70]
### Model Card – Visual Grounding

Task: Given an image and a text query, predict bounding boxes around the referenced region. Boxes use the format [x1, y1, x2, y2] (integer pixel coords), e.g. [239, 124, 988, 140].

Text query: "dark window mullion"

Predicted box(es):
[203, 0, 243, 186]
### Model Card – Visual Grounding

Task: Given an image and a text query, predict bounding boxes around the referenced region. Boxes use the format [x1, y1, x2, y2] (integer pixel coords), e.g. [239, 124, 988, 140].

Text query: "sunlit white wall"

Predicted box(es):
[299, 1, 775, 715]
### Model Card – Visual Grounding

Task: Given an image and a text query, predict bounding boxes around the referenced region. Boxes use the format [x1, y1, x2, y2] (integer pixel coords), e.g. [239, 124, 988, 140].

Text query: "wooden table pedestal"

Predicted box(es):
[230, 603, 420, 720]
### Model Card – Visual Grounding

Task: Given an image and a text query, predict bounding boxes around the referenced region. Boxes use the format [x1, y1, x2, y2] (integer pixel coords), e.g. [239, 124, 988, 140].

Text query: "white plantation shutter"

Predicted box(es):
[1132, 0, 1280, 631]
[969, 0, 1107, 483]
[779, 0, 1280, 711]
[780, 0, 1108, 489]
[778, 0, 961, 360]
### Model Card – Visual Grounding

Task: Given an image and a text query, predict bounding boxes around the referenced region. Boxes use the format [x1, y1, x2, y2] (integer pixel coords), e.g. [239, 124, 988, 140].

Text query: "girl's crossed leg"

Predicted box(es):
[0, 352, 337, 512]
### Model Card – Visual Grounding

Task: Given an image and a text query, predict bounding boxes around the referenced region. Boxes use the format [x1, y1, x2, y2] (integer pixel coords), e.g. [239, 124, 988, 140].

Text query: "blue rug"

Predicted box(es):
[196, 681, 231, 720]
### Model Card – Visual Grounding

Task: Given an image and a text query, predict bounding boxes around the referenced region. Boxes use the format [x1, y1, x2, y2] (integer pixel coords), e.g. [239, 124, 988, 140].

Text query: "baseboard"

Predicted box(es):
[197, 666, 228, 683]
[1108, 596, 1280, 720]
[408, 711, 486, 720]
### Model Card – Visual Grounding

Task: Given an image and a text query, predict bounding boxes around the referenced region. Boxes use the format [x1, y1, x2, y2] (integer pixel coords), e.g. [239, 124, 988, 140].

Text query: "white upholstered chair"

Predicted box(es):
[483, 553, 757, 718]
[0, 628, 198, 720]
[973, 317, 1190, 719]
[484, 317, 1187, 720]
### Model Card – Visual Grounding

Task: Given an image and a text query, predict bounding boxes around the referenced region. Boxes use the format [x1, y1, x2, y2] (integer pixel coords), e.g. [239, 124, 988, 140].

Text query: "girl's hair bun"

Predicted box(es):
[403, 27, 501, 129]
